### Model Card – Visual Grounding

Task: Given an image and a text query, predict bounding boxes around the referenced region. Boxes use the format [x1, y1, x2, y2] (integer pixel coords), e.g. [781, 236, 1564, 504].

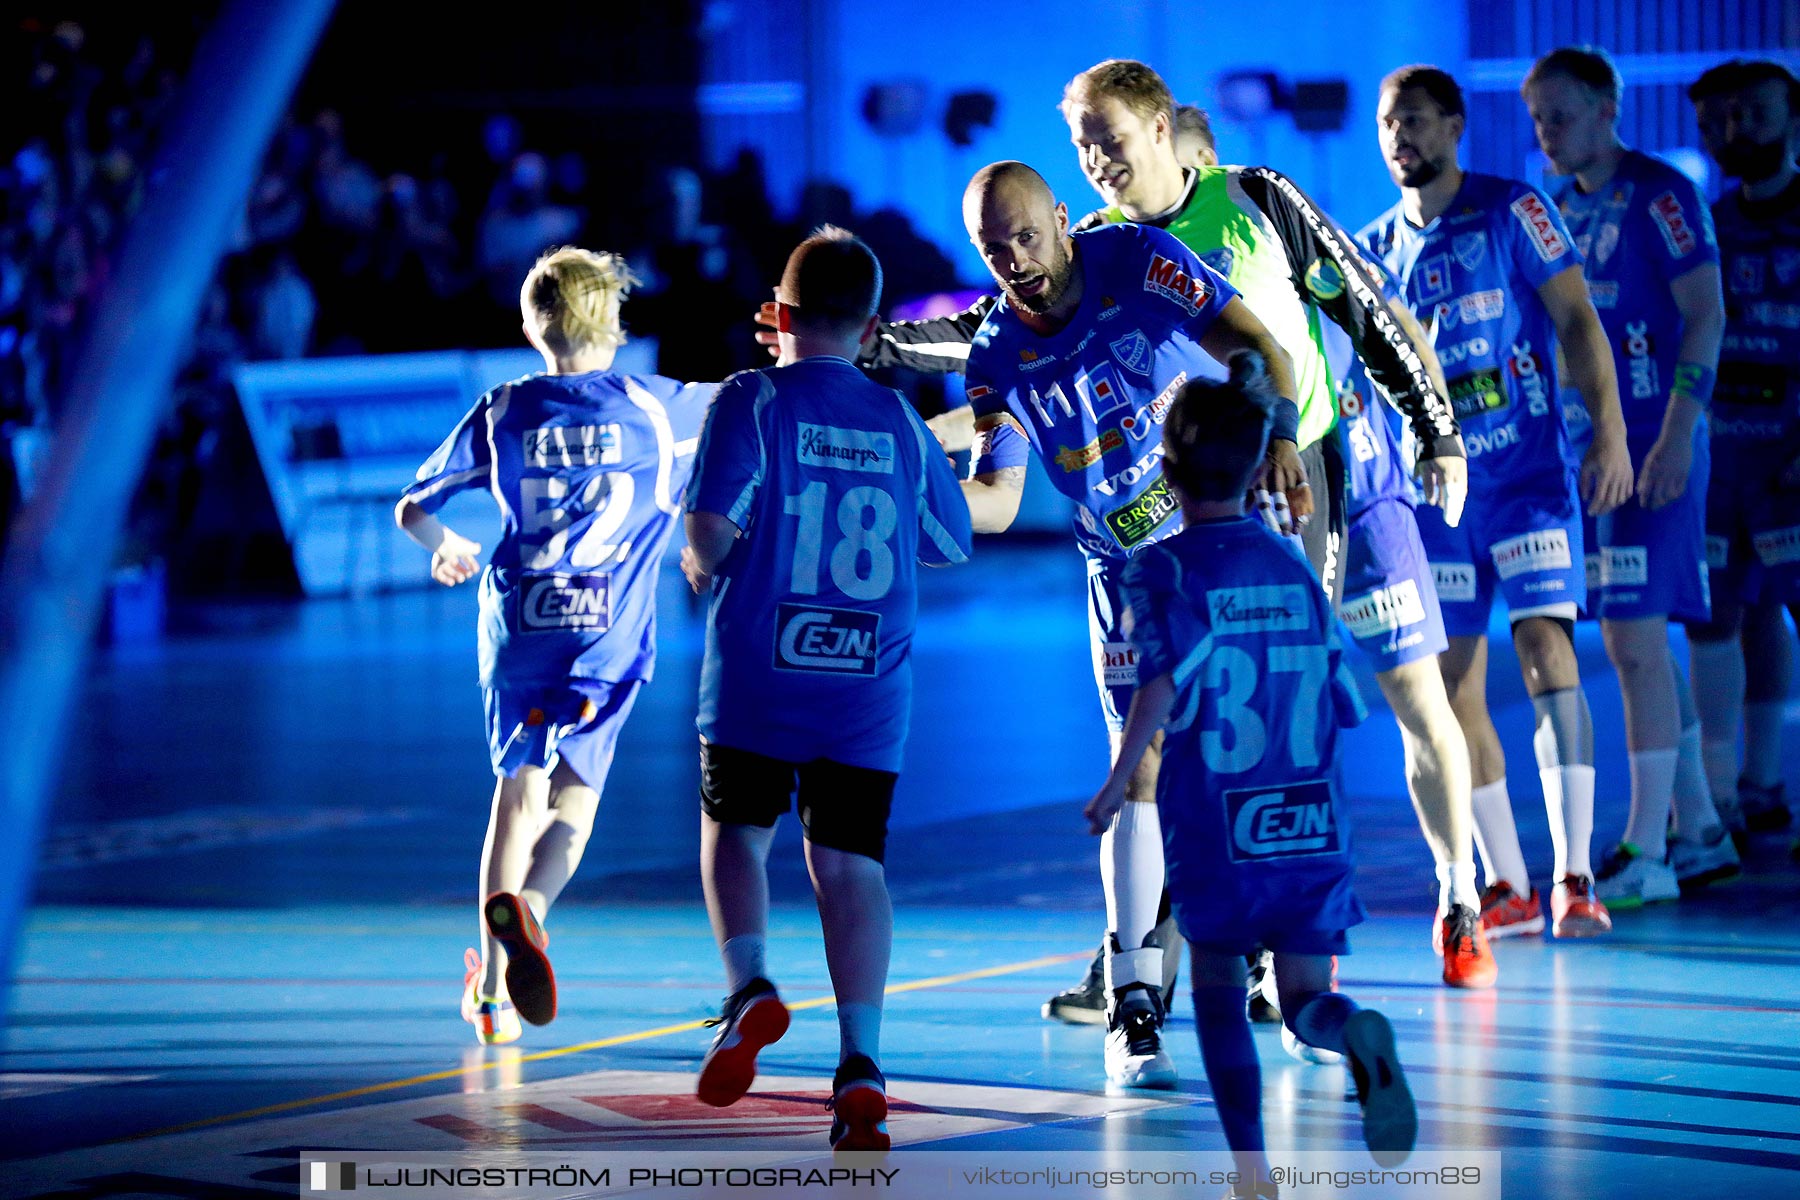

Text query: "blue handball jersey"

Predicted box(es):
[1326, 252, 1418, 516]
[1551, 149, 1719, 449]
[1124, 516, 1368, 933]
[965, 222, 1241, 561]
[1360, 173, 1584, 492]
[685, 356, 973, 773]
[403, 370, 713, 690]
[1712, 180, 1800, 464]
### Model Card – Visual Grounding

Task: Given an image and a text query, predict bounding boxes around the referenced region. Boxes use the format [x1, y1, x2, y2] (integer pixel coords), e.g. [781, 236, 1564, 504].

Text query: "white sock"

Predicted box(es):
[1744, 701, 1785, 787]
[1104, 944, 1165, 997]
[1541, 764, 1597, 879]
[838, 1000, 882, 1063]
[1701, 739, 1740, 805]
[1436, 859, 1480, 912]
[1624, 748, 1678, 859]
[722, 934, 767, 994]
[1672, 723, 1724, 839]
[1470, 779, 1531, 894]
[1102, 801, 1164, 951]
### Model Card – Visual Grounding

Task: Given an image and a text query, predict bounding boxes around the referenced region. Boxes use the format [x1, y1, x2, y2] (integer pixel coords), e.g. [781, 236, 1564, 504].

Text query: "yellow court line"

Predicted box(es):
[122, 950, 1090, 1142]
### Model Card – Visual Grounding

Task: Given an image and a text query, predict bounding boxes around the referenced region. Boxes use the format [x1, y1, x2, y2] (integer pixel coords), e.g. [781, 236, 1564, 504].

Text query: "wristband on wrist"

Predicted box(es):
[1671, 362, 1716, 409]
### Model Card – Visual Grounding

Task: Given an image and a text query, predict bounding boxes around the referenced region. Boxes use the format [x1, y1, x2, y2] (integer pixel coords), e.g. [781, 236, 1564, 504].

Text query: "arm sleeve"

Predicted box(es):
[1239, 167, 1462, 460]
[683, 373, 767, 527]
[965, 365, 1031, 476]
[857, 296, 997, 373]
[905, 405, 975, 565]
[401, 394, 491, 514]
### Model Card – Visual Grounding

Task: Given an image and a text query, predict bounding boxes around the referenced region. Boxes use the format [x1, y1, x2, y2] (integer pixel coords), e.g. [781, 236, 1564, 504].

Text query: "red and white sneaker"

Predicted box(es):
[1478, 881, 1545, 939]
[1551, 874, 1613, 938]
[697, 977, 790, 1108]
[461, 948, 521, 1046]
[1434, 905, 1498, 989]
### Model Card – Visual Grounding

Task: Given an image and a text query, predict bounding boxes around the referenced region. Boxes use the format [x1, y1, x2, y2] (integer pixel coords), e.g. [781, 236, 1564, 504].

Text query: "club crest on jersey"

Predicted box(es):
[772, 603, 880, 674]
[1143, 253, 1213, 314]
[519, 572, 612, 632]
[1110, 330, 1152, 375]
[1225, 780, 1340, 862]
[1453, 232, 1488, 270]
[1304, 258, 1344, 302]
[1055, 428, 1125, 472]
[1207, 584, 1311, 634]
[1650, 191, 1699, 258]
[525, 424, 622, 469]
[798, 423, 895, 474]
[1511, 192, 1570, 262]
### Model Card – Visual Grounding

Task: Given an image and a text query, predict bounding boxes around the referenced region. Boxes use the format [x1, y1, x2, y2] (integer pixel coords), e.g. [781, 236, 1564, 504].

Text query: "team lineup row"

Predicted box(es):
[392, 49, 1800, 1185]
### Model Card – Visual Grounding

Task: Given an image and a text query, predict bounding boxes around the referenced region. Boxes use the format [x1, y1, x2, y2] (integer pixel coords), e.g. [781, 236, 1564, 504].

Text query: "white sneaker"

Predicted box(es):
[1594, 842, 1680, 908]
[1281, 1022, 1343, 1065]
[1105, 992, 1177, 1088]
[1669, 825, 1741, 890]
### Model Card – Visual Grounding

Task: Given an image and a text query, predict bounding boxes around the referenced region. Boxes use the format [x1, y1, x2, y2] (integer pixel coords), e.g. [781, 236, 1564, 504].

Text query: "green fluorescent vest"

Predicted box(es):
[1105, 166, 1338, 450]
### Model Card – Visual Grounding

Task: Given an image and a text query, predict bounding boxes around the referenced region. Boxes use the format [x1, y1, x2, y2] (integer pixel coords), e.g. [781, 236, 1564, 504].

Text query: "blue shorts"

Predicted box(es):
[1583, 430, 1711, 622]
[1088, 556, 1136, 733]
[483, 678, 642, 787]
[1341, 499, 1449, 672]
[1417, 476, 1587, 638]
[1705, 447, 1800, 609]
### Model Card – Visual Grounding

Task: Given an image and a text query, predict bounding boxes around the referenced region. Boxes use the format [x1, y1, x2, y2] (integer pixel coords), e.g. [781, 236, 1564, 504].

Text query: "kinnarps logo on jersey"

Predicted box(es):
[773, 603, 880, 675]
[1340, 579, 1426, 639]
[1207, 585, 1310, 634]
[520, 573, 612, 632]
[1143, 253, 1213, 315]
[798, 424, 895, 474]
[1226, 780, 1340, 862]
[525, 424, 622, 469]
[1492, 529, 1572, 580]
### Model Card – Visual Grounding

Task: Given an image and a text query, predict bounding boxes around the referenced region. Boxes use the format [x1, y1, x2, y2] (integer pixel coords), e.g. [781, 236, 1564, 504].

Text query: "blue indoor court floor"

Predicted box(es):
[5, 545, 1800, 1199]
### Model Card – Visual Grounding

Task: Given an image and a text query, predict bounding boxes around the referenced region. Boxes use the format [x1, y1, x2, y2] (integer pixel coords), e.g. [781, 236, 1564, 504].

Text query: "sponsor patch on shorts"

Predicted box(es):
[1098, 641, 1138, 687]
[525, 424, 621, 469]
[1432, 562, 1479, 603]
[1340, 578, 1427, 639]
[798, 423, 895, 473]
[1492, 528, 1573, 579]
[1597, 545, 1649, 587]
[519, 573, 612, 631]
[1225, 780, 1340, 862]
[1706, 535, 1730, 571]
[772, 603, 880, 674]
[1753, 525, 1800, 567]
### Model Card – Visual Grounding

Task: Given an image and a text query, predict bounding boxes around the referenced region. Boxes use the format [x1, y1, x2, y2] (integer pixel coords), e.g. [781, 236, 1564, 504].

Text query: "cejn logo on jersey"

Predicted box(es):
[524, 424, 622, 469]
[1143, 253, 1213, 315]
[772, 603, 880, 675]
[1650, 191, 1699, 258]
[797, 423, 895, 474]
[1207, 585, 1311, 634]
[1510, 193, 1570, 263]
[1225, 780, 1340, 862]
[519, 572, 612, 632]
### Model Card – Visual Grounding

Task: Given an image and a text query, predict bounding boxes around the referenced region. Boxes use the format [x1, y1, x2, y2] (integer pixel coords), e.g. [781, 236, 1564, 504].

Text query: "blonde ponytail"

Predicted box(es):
[521, 246, 638, 354]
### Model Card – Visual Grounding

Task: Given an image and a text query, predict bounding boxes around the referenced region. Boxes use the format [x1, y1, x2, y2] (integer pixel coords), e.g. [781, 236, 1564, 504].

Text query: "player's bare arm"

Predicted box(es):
[1539, 265, 1633, 515]
[395, 497, 482, 587]
[683, 510, 741, 593]
[928, 406, 977, 454]
[1086, 671, 1176, 834]
[1391, 299, 1470, 526]
[1197, 296, 1310, 521]
[1639, 263, 1724, 507]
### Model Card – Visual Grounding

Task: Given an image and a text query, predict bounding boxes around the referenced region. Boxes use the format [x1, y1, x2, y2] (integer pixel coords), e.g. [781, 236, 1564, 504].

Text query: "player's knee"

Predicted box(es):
[1512, 615, 1577, 680]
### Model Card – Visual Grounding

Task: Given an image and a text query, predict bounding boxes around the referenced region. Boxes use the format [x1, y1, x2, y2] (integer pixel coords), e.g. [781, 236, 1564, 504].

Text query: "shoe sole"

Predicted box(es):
[1552, 911, 1612, 937]
[1676, 863, 1741, 893]
[696, 994, 790, 1108]
[1042, 997, 1108, 1026]
[830, 1081, 891, 1152]
[485, 894, 556, 1026]
[1481, 915, 1545, 939]
[1441, 953, 1497, 989]
[1106, 1051, 1178, 1089]
[1343, 1010, 1416, 1168]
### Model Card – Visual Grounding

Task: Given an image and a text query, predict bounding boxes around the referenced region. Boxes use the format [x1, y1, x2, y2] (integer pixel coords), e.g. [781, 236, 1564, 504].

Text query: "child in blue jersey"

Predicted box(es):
[396, 247, 714, 1045]
[1087, 353, 1415, 1183]
[682, 228, 971, 1151]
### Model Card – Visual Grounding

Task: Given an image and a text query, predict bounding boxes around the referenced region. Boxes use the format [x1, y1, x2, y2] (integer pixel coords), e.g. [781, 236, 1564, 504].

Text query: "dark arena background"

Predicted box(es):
[2, 3, 1799, 1199]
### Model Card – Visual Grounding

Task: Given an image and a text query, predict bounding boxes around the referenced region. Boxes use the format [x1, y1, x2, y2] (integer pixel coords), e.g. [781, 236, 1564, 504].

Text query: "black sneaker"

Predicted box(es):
[1246, 949, 1280, 1023]
[828, 1053, 889, 1151]
[696, 977, 789, 1108]
[1042, 911, 1182, 1024]
[1342, 1010, 1416, 1168]
[1103, 985, 1176, 1088]
[1739, 777, 1792, 833]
